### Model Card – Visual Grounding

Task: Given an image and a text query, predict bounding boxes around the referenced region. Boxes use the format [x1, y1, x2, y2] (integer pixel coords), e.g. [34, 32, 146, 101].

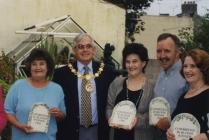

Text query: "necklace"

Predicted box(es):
[186, 84, 206, 97]
[126, 79, 144, 106]
[188, 84, 205, 92]
[68, 62, 104, 80]
[68, 62, 104, 93]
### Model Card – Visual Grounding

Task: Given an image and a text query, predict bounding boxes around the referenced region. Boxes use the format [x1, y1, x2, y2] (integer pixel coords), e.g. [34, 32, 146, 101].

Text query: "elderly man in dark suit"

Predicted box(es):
[53, 33, 116, 140]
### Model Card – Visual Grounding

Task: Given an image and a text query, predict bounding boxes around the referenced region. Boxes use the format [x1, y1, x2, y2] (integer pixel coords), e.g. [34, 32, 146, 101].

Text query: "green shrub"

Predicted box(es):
[0, 51, 15, 140]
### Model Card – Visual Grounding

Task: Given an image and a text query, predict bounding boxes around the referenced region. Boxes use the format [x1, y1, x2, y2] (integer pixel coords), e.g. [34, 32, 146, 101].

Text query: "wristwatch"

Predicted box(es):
[205, 131, 209, 140]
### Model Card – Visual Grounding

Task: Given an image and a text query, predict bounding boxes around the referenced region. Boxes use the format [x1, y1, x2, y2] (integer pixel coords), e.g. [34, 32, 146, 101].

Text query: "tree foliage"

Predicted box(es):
[178, 11, 209, 53]
[0, 52, 14, 140]
[0, 52, 15, 87]
[125, 11, 145, 42]
[193, 12, 209, 52]
[109, 0, 153, 9]
[106, 0, 153, 42]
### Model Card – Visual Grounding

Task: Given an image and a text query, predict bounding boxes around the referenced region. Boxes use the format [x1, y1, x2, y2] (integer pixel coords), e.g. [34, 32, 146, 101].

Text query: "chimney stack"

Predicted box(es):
[181, 1, 197, 17]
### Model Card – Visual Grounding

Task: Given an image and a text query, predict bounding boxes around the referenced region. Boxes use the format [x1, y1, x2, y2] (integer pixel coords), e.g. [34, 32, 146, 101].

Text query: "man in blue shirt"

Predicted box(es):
[153, 33, 187, 140]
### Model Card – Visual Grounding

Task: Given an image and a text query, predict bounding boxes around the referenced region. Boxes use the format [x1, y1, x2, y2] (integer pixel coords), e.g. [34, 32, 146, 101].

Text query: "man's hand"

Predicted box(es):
[166, 128, 175, 140]
[192, 133, 208, 140]
[156, 117, 170, 130]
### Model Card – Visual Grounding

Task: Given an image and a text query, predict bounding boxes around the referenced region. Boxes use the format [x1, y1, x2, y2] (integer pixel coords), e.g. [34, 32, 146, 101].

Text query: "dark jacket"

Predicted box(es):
[53, 61, 116, 140]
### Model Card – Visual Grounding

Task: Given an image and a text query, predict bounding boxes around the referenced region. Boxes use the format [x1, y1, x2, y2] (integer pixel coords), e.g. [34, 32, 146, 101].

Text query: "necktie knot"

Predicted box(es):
[83, 66, 89, 75]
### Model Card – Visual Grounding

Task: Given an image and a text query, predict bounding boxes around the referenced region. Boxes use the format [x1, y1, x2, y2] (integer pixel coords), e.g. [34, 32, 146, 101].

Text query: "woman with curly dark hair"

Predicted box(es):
[106, 43, 154, 140]
[4, 48, 66, 140]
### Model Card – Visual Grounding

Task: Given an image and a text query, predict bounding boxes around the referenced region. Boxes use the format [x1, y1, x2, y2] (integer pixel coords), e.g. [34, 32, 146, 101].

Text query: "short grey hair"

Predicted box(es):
[73, 33, 94, 47]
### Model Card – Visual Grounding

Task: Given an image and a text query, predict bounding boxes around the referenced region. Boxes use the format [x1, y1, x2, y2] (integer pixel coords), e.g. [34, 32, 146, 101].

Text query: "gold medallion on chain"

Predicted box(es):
[68, 62, 104, 93]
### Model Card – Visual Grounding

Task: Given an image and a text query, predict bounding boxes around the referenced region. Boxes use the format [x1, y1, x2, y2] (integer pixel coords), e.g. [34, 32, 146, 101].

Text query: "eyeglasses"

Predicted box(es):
[76, 44, 93, 50]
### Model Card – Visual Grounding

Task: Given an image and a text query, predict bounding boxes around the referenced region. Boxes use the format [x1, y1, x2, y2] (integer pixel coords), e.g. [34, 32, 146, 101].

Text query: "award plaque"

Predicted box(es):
[110, 100, 136, 129]
[149, 97, 170, 125]
[28, 103, 50, 133]
[171, 113, 200, 140]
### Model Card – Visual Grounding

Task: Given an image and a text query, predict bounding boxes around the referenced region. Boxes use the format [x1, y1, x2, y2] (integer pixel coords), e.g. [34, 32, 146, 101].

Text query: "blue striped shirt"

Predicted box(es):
[154, 60, 187, 114]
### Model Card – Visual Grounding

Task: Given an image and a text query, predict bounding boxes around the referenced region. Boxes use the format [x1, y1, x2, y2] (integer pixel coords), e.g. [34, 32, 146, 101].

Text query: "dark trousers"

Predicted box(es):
[79, 125, 98, 140]
[152, 127, 167, 140]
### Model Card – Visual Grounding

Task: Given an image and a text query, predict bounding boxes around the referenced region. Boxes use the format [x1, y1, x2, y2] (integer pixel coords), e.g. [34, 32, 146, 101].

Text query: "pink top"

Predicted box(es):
[0, 85, 7, 133]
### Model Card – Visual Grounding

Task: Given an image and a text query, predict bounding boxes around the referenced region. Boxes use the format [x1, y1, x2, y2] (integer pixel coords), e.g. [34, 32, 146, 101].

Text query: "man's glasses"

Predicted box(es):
[76, 44, 93, 50]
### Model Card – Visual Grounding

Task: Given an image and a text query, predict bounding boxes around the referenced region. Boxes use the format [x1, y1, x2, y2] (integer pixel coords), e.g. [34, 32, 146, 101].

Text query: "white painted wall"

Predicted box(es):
[0, 0, 125, 62]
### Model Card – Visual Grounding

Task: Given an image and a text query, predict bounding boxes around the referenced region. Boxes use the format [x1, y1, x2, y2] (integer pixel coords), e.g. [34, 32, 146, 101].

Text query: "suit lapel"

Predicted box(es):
[93, 61, 100, 95]
[71, 62, 79, 116]
[93, 61, 102, 112]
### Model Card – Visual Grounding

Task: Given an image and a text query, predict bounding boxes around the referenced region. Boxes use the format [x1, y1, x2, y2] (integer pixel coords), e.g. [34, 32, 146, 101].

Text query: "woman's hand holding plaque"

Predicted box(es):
[171, 113, 200, 140]
[16, 123, 32, 133]
[27, 103, 50, 133]
[50, 107, 65, 120]
[109, 100, 137, 130]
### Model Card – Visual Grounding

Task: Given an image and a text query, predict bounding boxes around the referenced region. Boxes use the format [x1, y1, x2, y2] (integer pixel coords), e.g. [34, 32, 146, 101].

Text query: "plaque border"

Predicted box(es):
[149, 97, 170, 125]
[171, 113, 200, 140]
[110, 100, 137, 129]
[28, 103, 50, 133]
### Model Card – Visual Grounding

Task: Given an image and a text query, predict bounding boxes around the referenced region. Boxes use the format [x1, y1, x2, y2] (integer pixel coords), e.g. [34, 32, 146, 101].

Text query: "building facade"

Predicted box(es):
[135, 15, 194, 59]
[0, 0, 125, 62]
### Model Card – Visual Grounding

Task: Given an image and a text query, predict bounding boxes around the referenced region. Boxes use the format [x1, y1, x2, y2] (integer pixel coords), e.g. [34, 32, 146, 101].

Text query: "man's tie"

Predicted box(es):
[81, 66, 92, 128]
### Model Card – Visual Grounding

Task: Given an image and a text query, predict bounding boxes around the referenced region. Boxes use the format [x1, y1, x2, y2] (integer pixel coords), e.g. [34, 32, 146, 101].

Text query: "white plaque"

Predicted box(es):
[28, 103, 50, 133]
[149, 97, 170, 125]
[171, 113, 200, 140]
[110, 100, 136, 129]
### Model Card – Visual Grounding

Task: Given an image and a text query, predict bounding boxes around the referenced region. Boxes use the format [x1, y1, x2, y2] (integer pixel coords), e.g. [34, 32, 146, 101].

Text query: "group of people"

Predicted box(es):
[0, 32, 208, 140]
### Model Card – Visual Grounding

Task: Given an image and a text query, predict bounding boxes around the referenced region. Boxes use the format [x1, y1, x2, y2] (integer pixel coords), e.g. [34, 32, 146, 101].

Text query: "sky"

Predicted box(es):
[145, 0, 209, 16]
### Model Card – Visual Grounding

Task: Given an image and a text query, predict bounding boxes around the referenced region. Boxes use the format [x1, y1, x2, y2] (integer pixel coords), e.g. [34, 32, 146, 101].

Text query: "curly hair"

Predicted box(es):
[25, 48, 55, 77]
[122, 43, 149, 73]
[180, 48, 209, 84]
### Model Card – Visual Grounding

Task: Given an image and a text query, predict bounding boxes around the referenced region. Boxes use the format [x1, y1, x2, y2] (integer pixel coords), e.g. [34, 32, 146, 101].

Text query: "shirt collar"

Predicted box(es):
[77, 61, 93, 73]
[163, 59, 182, 75]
